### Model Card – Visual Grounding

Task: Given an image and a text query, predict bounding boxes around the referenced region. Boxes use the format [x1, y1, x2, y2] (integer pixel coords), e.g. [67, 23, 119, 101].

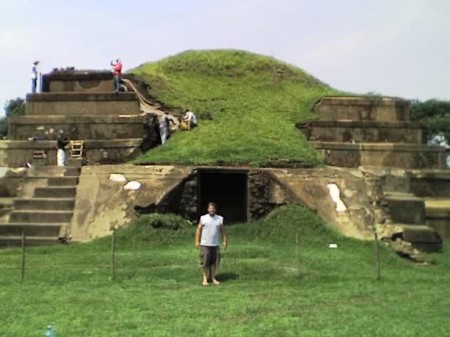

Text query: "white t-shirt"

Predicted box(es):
[200, 213, 223, 246]
[31, 65, 37, 79]
[185, 111, 197, 125]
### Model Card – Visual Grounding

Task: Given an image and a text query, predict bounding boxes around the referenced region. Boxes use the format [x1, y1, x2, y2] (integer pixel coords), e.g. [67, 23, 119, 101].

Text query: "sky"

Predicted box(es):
[1, 0, 449, 115]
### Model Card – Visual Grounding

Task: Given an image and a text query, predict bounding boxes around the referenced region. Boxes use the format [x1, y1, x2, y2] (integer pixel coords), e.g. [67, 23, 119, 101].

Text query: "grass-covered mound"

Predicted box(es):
[132, 50, 339, 166]
[1, 206, 449, 336]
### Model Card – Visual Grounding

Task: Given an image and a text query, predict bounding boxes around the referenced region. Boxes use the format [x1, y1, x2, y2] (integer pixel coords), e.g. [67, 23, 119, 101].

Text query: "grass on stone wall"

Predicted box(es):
[0, 206, 449, 337]
[131, 50, 340, 167]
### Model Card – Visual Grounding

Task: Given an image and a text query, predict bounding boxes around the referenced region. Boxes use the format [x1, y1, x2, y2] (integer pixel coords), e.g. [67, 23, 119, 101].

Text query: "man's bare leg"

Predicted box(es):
[210, 265, 220, 285]
[202, 269, 209, 286]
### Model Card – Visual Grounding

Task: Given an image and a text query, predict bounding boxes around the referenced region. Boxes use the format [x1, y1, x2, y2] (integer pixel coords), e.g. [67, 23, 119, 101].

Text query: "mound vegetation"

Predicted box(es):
[0, 206, 449, 336]
[131, 50, 339, 167]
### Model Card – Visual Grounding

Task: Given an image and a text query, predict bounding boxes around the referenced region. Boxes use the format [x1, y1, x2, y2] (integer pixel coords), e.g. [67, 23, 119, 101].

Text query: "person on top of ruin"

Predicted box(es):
[181, 109, 198, 130]
[111, 58, 122, 93]
[31, 61, 40, 93]
[56, 130, 70, 167]
[195, 202, 227, 286]
[159, 111, 175, 144]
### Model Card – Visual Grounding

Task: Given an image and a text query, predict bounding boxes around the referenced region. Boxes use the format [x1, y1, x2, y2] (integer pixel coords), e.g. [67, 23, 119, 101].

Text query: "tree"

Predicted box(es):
[410, 99, 450, 142]
[4, 97, 25, 118]
[0, 97, 25, 138]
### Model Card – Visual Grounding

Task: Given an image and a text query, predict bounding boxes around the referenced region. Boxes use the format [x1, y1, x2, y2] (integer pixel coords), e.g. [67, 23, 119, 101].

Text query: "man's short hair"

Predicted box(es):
[208, 202, 217, 209]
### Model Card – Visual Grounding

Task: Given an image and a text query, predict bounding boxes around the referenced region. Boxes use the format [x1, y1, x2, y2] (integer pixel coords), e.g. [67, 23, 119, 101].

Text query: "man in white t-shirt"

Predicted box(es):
[195, 202, 227, 286]
[31, 61, 39, 93]
[182, 109, 198, 130]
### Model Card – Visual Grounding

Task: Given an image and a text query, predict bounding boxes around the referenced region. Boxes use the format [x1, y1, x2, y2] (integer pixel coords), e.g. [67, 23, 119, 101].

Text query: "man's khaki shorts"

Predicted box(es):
[200, 245, 220, 268]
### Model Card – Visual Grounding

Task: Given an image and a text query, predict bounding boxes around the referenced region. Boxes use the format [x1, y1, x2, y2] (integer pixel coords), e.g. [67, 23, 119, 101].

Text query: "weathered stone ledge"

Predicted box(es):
[26, 92, 137, 102]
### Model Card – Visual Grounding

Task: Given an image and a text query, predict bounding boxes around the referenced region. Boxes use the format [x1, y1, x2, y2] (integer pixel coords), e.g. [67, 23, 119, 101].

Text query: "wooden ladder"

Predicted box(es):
[32, 150, 47, 165]
[69, 140, 84, 158]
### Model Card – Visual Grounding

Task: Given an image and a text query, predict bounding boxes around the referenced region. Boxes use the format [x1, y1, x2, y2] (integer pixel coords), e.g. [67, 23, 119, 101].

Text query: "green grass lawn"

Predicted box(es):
[1, 206, 448, 337]
[131, 50, 340, 167]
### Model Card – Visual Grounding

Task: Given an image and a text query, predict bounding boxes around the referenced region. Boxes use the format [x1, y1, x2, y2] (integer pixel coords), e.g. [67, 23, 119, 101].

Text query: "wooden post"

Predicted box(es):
[296, 230, 300, 277]
[21, 231, 26, 282]
[373, 227, 381, 281]
[111, 229, 116, 281]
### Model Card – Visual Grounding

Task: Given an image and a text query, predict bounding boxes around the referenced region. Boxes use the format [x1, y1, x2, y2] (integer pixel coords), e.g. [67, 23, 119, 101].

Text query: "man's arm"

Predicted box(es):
[195, 223, 202, 249]
[221, 225, 227, 249]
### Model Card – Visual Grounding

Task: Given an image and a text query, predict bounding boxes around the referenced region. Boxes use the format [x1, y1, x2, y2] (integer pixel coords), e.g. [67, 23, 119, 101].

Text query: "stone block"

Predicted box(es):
[14, 198, 75, 211]
[0, 139, 143, 167]
[381, 171, 411, 194]
[47, 177, 79, 186]
[314, 96, 410, 122]
[386, 194, 425, 224]
[34, 186, 77, 198]
[8, 115, 147, 140]
[410, 170, 450, 197]
[297, 121, 426, 143]
[25, 93, 141, 116]
[42, 71, 114, 93]
[9, 210, 73, 223]
[0, 223, 66, 237]
[312, 142, 447, 169]
[402, 225, 443, 252]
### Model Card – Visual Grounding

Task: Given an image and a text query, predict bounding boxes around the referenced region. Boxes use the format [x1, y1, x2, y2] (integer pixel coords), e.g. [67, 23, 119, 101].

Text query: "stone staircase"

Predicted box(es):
[298, 96, 450, 251]
[384, 191, 442, 252]
[298, 97, 447, 169]
[1, 70, 154, 167]
[0, 166, 80, 247]
[410, 170, 450, 242]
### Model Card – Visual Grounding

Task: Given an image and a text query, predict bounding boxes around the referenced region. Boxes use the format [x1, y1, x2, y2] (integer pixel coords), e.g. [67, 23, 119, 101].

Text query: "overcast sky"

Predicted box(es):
[1, 0, 449, 115]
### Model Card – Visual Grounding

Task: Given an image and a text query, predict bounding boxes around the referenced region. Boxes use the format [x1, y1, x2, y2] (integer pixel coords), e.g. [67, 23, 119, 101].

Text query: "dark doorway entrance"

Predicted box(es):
[198, 170, 248, 224]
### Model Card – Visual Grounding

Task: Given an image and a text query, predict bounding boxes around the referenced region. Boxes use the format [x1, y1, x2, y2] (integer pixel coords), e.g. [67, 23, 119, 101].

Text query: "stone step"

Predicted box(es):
[426, 219, 450, 242]
[8, 115, 147, 141]
[0, 235, 63, 247]
[34, 186, 77, 198]
[425, 199, 450, 218]
[0, 198, 14, 222]
[28, 166, 80, 178]
[26, 92, 138, 101]
[410, 171, 450, 197]
[0, 139, 143, 167]
[314, 96, 410, 122]
[386, 194, 425, 225]
[13, 198, 75, 211]
[312, 142, 447, 169]
[25, 93, 141, 116]
[401, 224, 443, 253]
[297, 121, 426, 144]
[42, 70, 114, 93]
[0, 197, 15, 206]
[47, 177, 79, 186]
[9, 210, 73, 223]
[0, 223, 67, 237]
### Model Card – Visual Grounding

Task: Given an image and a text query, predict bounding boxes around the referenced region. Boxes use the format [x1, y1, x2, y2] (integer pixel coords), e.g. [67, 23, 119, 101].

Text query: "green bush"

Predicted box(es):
[1, 97, 25, 138]
[113, 213, 194, 248]
[410, 99, 450, 141]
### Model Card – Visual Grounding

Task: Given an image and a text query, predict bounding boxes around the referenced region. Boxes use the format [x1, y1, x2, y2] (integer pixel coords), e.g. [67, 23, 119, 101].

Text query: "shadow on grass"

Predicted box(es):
[217, 272, 239, 282]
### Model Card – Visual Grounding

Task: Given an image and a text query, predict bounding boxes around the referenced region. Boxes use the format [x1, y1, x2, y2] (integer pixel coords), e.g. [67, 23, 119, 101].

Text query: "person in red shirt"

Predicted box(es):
[111, 59, 122, 93]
